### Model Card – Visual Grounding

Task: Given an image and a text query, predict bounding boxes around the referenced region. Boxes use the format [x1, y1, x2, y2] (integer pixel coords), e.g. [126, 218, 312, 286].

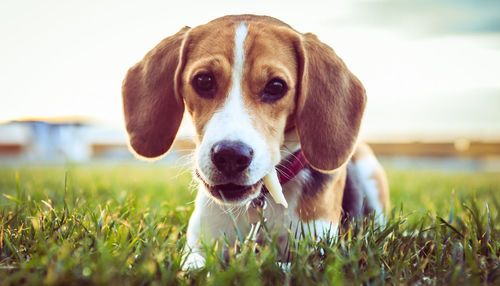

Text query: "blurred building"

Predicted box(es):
[0, 117, 194, 163]
[1, 118, 99, 162]
[0, 118, 193, 163]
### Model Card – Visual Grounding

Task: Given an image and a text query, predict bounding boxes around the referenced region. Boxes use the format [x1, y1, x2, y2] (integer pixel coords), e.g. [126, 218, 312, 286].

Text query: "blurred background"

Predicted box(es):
[1, 0, 499, 171]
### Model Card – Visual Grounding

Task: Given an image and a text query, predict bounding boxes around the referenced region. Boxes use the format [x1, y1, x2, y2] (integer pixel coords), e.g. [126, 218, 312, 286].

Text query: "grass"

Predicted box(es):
[0, 164, 499, 285]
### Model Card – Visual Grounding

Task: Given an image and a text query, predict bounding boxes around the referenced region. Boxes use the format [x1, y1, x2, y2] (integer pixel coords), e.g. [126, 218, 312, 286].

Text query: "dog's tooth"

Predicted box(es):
[263, 169, 288, 208]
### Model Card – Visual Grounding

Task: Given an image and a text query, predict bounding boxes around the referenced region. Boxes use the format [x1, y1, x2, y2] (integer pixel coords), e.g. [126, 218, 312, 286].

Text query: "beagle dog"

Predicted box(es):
[122, 15, 389, 269]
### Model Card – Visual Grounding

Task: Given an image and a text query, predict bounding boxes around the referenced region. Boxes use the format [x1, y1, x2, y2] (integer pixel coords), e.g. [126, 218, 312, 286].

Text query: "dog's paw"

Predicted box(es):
[182, 252, 206, 271]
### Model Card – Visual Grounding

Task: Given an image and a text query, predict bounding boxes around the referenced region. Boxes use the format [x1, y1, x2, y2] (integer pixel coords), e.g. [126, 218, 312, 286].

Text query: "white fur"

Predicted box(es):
[308, 219, 338, 240]
[355, 155, 385, 224]
[195, 22, 271, 188]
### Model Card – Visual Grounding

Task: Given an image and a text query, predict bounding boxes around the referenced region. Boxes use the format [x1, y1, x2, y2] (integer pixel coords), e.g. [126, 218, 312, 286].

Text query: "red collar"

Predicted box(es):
[265, 149, 307, 189]
[276, 149, 307, 185]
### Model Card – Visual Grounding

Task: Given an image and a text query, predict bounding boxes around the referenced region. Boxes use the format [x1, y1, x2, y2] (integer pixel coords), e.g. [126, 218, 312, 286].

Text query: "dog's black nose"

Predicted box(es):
[211, 141, 254, 177]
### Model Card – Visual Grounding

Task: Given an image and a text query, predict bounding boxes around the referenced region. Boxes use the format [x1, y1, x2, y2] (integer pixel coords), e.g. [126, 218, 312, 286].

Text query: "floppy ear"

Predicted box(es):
[295, 33, 366, 172]
[122, 27, 189, 158]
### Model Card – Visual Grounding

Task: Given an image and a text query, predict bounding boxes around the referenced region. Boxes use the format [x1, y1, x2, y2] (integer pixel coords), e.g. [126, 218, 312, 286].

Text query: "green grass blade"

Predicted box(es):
[3, 194, 22, 205]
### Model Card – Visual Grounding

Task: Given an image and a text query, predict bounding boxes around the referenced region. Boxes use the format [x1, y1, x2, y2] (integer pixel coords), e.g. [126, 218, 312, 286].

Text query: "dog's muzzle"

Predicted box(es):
[196, 140, 259, 202]
[210, 140, 254, 177]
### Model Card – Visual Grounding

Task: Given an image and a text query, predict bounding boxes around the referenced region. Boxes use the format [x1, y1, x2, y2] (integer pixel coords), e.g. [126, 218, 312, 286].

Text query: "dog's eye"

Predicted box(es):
[192, 72, 216, 98]
[261, 78, 287, 102]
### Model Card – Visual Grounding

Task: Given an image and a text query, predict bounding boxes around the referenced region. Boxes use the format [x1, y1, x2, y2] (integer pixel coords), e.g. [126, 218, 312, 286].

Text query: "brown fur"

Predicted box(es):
[295, 33, 367, 172]
[122, 27, 189, 158]
[176, 22, 235, 144]
[242, 23, 299, 165]
[297, 168, 346, 222]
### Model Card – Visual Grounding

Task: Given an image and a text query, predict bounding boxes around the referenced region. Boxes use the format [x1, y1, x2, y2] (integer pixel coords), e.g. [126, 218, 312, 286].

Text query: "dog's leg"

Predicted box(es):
[350, 143, 390, 225]
[354, 155, 389, 225]
[183, 188, 249, 270]
[183, 205, 206, 270]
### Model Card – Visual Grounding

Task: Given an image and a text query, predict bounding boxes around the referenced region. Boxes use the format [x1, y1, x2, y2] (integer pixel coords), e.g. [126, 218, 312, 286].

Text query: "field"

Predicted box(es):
[0, 164, 499, 285]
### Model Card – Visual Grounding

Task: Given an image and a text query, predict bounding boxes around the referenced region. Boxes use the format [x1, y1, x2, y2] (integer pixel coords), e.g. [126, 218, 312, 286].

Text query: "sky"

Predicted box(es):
[1, 0, 500, 141]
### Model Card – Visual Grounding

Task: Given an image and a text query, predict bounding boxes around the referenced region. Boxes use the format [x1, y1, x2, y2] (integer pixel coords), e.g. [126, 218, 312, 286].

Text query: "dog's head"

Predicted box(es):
[122, 15, 366, 205]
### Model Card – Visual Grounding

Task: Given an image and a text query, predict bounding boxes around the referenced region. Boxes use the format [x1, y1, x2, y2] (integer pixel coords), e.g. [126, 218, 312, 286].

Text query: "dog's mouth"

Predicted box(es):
[208, 182, 262, 202]
[195, 171, 262, 202]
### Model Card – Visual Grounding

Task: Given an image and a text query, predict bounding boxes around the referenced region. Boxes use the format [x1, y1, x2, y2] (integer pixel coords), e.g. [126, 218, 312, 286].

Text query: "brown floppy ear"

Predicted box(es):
[295, 33, 366, 172]
[122, 27, 189, 158]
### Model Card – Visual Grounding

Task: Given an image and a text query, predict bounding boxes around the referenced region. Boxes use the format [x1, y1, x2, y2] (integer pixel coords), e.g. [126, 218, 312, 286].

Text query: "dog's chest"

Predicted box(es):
[231, 170, 306, 252]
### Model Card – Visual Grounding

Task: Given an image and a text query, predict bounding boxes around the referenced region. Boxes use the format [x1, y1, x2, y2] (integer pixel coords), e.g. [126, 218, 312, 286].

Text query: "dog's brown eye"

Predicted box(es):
[261, 78, 287, 102]
[192, 72, 216, 98]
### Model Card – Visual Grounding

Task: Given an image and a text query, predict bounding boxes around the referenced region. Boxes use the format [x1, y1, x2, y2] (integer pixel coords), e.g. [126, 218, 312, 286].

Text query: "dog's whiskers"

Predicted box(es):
[275, 167, 293, 182]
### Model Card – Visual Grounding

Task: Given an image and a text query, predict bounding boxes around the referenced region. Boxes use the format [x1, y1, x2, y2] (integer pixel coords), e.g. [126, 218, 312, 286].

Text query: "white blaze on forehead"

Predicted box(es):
[196, 21, 271, 186]
[233, 22, 247, 84]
